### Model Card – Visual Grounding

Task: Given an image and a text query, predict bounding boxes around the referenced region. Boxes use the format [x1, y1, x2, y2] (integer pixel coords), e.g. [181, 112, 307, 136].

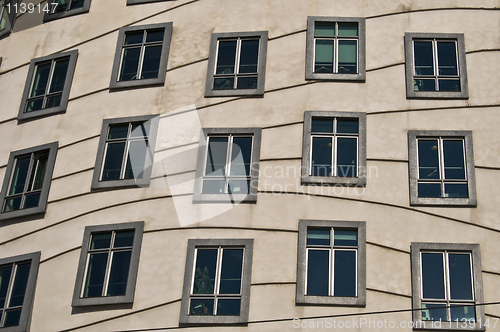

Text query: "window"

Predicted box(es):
[301, 111, 366, 186]
[18, 50, 78, 121]
[72, 221, 144, 307]
[43, 0, 91, 22]
[296, 220, 366, 306]
[0, 0, 16, 39]
[411, 243, 485, 330]
[405, 33, 468, 99]
[305, 17, 366, 81]
[179, 239, 253, 325]
[109, 23, 172, 90]
[193, 128, 262, 203]
[0, 252, 40, 332]
[408, 130, 476, 206]
[0, 142, 58, 221]
[205, 31, 268, 97]
[91, 115, 159, 190]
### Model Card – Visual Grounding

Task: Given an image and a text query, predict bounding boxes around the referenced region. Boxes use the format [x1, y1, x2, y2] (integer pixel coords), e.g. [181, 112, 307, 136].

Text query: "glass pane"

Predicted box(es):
[0, 5, 8, 31]
[119, 47, 141, 81]
[114, 231, 135, 248]
[338, 40, 357, 74]
[48, 59, 69, 93]
[2, 197, 22, 213]
[30, 63, 51, 97]
[422, 303, 447, 321]
[239, 39, 259, 74]
[213, 77, 234, 90]
[311, 137, 332, 176]
[217, 299, 241, 315]
[421, 253, 445, 299]
[414, 79, 436, 91]
[189, 299, 214, 315]
[449, 253, 473, 300]
[69, 0, 85, 9]
[216, 40, 237, 75]
[219, 249, 243, 294]
[130, 122, 150, 137]
[25, 98, 44, 113]
[337, 137, 357, 177]
[108, 124, 129, 139]
[29, 151, 49, 191]
[315, 22, 335, 37]
[437, 41, 458, 76]
[90, 233, 112, 250]
[315, 40, 334, 73]
[443, 140, 465, 179]
[236, 76, 258, 89]
[3, 309, 21, 327]
[450, 305, 475, 322]
[101, 142, 126, 181]
[0, 266, 13, 309]
[334, 250, 356, 296]
[9, 156, 31, 195]
[141, 45, 162, 79]
[53, 0, 69, 13]
[205, 137, 228, 176]
[202, 180, 225, 194]
[306, 249, 329, 296]
[311, 118, 333, 133]
[230, 137, 252, 176]
[445, 183, 468, 198]
[418, 139, 440, 180]
[124, 139, 148, 180]
[338, 23, 358, 37]
[23, 193, 41, 209]
[193, 249, 217, 295]
[83, 253, 108, 298]
[124, 31, 144, 45]
[228, 179, 250, 194]
[9, 262, 31, 307]
[106, 251, 132, 296]
[334, 230, 357, 246]
[418, 183, 442, 198]
[145, 29, 164, 43]
[337, 119, 358, 134]
[307, 229, 330, 246]
[414, 41, 434, 76]
[439, 79, 460, 92]
[45, 94, 62, 108]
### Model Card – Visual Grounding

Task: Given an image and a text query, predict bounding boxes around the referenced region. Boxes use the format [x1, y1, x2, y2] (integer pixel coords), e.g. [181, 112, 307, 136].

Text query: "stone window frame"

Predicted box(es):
[126, 0, 174, 4]
[18, 50, 78, 121]
[192, 128, 262, 203]
[296, 220, 366, 306]
[0, 142, 58, 221]
[43, 0, 91, 23]
[404, 33, 468, 99]
[305, 16, 366, 81]
[71, 221, 144, 307]
[301, 111, 367, 186]
[410, 242, 485, 331]
[109, 22, 173, 90]
[179, 239, 254, 326]
[205, 31, 268, 97]
[90, 114, 159, 191]
[408, 130, 477, 206]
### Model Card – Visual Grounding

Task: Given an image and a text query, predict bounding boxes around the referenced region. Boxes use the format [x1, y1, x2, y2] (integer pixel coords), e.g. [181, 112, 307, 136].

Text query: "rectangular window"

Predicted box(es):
[0, 0, 15, 39]
[306, 17, 365, 81]
[205, 31, 268, 97]
[72, 222, 144, 307]
[411, 243, 485, 330]
[180, 239, 253, 325]
[0, 142, 58, 221]
[43, 0, 91, 22]
[405, 33, 468, 99]
[408, 131, 476, 206]
[296, 220, 366, 306]
[91, 115, 159, 190]
[302, 111, 366, 186]
[18, 50, 78, 121]
[110, 23, 172, 89]
[193, 128, 262, 203]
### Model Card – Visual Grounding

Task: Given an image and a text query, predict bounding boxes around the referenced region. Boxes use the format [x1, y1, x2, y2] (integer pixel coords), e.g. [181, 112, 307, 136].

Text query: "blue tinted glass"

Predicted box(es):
[140, 45, 162, 79]
[443, 140, 465, 179]
[306, 250, 329, 296]
[189, 298, 214, 315]
[418, 140, 440, 180]
[418, 183, 442, 198]
[448, 253, 473, 300]
[124, 31, 143, 45]
[145, 30, 164, 43]
[230, 137, 252, 176]
[107, 251, 132, 296]
[236, 76, 258, 89]
[414, 79, 436, 91]
[337, 119, 358, 134]
[445, 183, 468, 198]
[422, 303, 447, 321]
[337, 137, 357, 177]
[421, 253, 445, 299]
[217, 299, 241, 316]
[311, 118, 333, 133]
[83, 253, 108, 297]
[450, 305, 475, 322]
[334, 230, 357, 246]
[414, 41, 434, 76]
[311, 137, 332, 176]
[216, 40, 237, 75]
[307, 229, 330, 246]
[193, 249, 217, 295]
[439, 79, 460, 92]
[334, 250, 356, 296]
[437, 41, 458, 76]
[219, 249, 243, 294]
[239, 39, 259, 74]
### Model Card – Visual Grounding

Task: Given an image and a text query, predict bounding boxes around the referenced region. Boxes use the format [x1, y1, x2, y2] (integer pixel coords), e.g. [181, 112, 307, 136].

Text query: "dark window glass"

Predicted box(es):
[119, 48, 141, 81]
[439, 79, 460, 92]
[125, 31, 143, 45]
[443, 140, 465, 179]
[421, 253, 445, 299]
[448, 253, 473, 300]
[22, 193, 41, 209]
[414, 41, 434, 76]
[336, 137, 357, 177]
[49, 59, 69, 93]
[312, 118, 333, 133]
[337, 119, 358, 134]
[114, 231, 135, 248]
[213, 77, 234, 90]
[444, 183, 468, 198]
[239, 40, 259, 74]
[450, 304, 475, 321]
[414, 79, 436, 91]
[311, 137, 332, 176]
[315, 40, 334, 73]
[236, 76, 258, 89]
[69, 0, 85, 9]
[315, 22, 335, 37]
[338, 23, 358, 37]
[217, 299, 241, 316]
[107, 251, 131, 296]
[30, 63, 51, 98]
[219, 249, 243, 295]
[230, 137, 252, 176]
[141, 45, 162, 79]
[83, 253, 108, 298]
[108, 125, 129, 139]
[205, 137, 228, 176]
[334, 250, 356, 296]
[422, 303, 447, 321]
[307, 229, 330, 246]
[216, 41, 237, 75]
[0, 266, 12, 309]
[418, 140, 440, 180]
[189, 298, 214, 315]
[3, 309, 21, 327]
[102, 142, 126, 181]
[130, 122, 150, 138]
[124, 139, 148, 180]
[437, 41, 458, 76]
[306, 249, 329, 296]
[8, 157, 30, 196]
[146, 30, 164, 43]
[338, 40, 357, 74]
[418, 183, 441, 197]
[91, 233, 112, 250]
[334, 230, 357, 246]
[193, 249, 217, 295]
[9, 263, 31, 307]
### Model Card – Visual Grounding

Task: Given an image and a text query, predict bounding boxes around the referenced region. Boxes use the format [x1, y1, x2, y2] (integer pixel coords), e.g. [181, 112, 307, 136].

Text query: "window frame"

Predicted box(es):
[43, 0, 91, 23]
[72, 221, 144, 307]
[408, 130, 476, 206]
[192, 128, 262, 203]
[0, 0, 17, 40]
[411, 242, 485, 331]
[405, 33, 468, 99]
[296, 220, 366, 306]
[18, 50, 78, 121]
[0, 142, 58, 221]
[179, 239, 254, 326]
[301, 111, 366, 186]
[91, 114, 159, 190]
[205, 31, 268, 97]
[305, 16, 366, 81]
[109, 22, 173, 90]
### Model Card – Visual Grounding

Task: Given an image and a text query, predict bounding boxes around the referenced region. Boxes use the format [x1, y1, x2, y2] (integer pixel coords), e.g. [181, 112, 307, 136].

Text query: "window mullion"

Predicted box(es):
[439, 138, 445, 197]
[4, 264, 17, 311]
[119, 124, 132, 180]
[214, 247, 224, 315]
[234, 39, 242, 89]
[42, 60, 57, 109]
[433, 39, 439, 90]
[102, 232, 116, 297]
[225, 136, 233, 193]
[136, 31, 147, 80]
[20, 153, 36, 209]
[330, 228, 334, 296]
[444, 251, 451, 321]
